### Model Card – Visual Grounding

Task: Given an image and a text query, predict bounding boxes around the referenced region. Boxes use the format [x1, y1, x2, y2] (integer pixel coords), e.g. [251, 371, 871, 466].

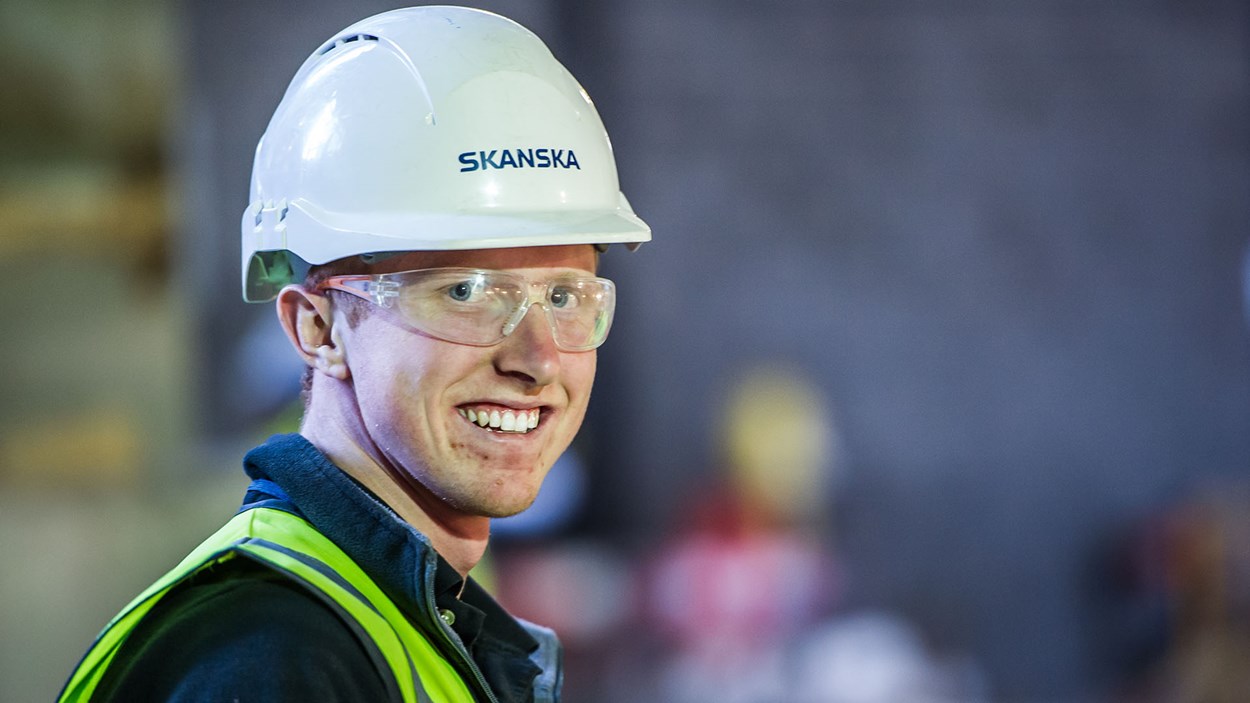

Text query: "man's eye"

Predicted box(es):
[447, 281, 476, 302]
[550, 287, 576, 309]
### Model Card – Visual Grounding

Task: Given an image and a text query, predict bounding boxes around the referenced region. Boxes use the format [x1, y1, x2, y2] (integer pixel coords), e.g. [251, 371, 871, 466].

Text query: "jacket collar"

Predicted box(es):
[242, 433, 558, 703]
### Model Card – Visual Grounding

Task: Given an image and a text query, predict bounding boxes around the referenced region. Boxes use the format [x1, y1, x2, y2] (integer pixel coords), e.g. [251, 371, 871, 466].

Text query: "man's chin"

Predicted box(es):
[443, 484, 541, 519]
[480, 496, 539, 520]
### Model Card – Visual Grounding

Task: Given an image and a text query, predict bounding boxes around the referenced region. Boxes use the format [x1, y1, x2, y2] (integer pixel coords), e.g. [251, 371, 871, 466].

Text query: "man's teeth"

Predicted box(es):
[459, 407, 540, 433]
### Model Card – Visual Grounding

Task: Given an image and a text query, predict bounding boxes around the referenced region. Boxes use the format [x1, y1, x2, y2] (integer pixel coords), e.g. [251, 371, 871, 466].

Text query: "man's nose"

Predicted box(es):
[494, 303, 560, 386]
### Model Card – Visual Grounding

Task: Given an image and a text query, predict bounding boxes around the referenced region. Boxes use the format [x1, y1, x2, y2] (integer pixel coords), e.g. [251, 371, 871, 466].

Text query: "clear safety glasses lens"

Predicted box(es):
[321, 268, 616, 351]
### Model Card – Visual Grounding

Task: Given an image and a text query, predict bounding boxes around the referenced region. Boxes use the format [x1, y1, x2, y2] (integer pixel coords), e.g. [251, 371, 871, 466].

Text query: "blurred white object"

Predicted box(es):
[791, 612, 988, 703]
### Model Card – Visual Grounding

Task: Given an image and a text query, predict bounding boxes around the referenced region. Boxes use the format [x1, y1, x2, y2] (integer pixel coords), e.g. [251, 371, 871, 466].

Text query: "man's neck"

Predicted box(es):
[300, 390, 489, 579]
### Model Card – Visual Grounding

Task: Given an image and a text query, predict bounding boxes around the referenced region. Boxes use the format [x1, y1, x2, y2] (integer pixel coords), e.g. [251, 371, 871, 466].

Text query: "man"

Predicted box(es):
[59, 7, 649, 702]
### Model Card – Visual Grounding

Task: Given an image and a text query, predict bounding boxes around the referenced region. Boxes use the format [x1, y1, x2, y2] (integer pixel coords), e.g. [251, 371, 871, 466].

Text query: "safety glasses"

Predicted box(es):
[319, 268, 616, 352]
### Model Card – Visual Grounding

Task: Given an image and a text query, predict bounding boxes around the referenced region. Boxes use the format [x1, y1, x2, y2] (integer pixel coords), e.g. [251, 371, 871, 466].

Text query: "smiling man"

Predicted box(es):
[291, 245, 604, 577]
[60, 7, 648, 703]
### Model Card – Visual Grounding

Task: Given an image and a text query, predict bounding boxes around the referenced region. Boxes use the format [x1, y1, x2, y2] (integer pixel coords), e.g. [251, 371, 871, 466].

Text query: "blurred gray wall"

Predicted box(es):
[182, 1, 1250, 699]
[588, 1, 1250, 698]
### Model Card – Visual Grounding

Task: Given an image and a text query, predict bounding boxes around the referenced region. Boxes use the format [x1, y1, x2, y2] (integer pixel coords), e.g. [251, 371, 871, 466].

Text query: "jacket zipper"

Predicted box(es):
[427, 589, 499, 703]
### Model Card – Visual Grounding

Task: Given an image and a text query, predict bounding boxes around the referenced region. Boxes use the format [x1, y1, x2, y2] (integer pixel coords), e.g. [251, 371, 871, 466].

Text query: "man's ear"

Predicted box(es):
[276, 285, 350, 380]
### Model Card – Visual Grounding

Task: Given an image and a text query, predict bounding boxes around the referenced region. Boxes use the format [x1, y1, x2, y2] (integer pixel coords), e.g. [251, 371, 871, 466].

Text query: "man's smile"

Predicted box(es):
[456, 404, 544, 434]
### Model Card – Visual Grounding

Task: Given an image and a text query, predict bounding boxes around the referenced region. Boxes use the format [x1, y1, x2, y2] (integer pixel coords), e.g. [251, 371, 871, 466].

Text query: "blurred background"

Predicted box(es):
[2, 0, 1248, 701]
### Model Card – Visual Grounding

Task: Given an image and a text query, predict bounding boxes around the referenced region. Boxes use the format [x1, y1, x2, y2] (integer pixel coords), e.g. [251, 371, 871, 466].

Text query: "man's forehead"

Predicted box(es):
[367, 245, 598, 274]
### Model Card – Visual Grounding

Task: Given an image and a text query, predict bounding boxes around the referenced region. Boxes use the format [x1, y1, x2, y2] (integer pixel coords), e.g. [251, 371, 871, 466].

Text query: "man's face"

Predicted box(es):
[335, 244, 599, 518]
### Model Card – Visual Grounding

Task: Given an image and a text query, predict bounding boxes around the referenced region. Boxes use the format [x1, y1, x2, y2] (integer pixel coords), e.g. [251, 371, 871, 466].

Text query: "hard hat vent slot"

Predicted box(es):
[317, 33, 379, 56]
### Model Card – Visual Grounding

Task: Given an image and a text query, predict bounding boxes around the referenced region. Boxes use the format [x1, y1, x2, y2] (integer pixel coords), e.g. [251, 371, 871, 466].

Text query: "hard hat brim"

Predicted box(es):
[241, 198, 650, 302]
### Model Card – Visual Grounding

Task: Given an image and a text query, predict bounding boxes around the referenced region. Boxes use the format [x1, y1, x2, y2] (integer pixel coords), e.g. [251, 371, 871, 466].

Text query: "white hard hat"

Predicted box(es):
[242, 6, 650, 302]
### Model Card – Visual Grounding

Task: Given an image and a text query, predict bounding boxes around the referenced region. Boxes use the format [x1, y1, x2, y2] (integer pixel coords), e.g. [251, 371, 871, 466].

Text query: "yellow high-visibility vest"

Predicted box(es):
[59, 506, 479, 703]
